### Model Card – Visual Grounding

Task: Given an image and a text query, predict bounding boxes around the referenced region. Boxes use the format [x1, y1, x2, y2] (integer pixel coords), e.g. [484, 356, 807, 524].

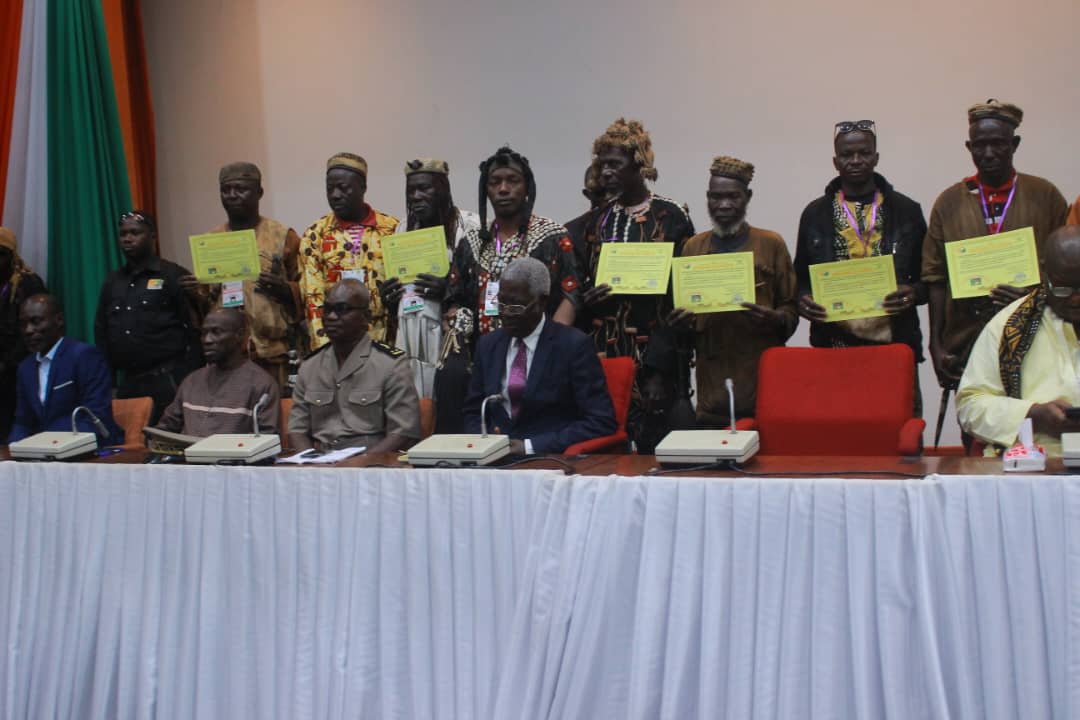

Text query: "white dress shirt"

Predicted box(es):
[36, 338, 63, 405]
[501, 315, 545, 453]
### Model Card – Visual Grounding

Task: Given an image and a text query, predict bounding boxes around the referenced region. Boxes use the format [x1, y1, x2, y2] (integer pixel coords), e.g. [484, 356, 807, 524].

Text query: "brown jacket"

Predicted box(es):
[682, 227, 798, 424]
[922, 172, 1067, 363]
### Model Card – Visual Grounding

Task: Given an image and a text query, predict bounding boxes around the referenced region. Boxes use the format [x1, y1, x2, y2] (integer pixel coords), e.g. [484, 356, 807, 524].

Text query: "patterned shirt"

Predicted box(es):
[447, 215, 581, 340]
[299, 206, 400, 349]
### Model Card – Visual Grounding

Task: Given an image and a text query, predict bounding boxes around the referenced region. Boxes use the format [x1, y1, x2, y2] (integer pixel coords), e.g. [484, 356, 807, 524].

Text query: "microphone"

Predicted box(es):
[480, 394, 504, 437]
[252, 393, 270, 435]
[71, 405, 109, 438]
[725, 378, 736, 434]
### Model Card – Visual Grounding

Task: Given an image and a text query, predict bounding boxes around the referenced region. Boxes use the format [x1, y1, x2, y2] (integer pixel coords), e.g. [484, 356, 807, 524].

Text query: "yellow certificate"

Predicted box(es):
[595, 242, 674, 295]
[944, 226, 1039, 299]
[809, 255, 897, 322]
[672, 252, 755, 313]
[381, 227, 450, 283]
[189, 230, 260, 282]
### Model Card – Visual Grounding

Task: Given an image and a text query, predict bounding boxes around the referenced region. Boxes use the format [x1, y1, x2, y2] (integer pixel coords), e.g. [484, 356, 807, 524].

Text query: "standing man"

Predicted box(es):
[794, 120, 928, 411]
[10, 294, 122, 445]
[0, 227, 46, 440]
[379, 158, 480, 398]
[191, 162, 303, 389]
[676, 156, 798, 425]
[300, 153, 399, 351]
[578, 118, 696, 452]
[922, 100, 1068, 441]
[155, 307, 279, 437]
[288, 279, 421, 453]
[95, 211, 202, 423]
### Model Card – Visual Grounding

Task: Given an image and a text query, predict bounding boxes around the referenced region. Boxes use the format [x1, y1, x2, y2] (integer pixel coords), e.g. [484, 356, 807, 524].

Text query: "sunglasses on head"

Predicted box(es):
[834, 120, 877, 138]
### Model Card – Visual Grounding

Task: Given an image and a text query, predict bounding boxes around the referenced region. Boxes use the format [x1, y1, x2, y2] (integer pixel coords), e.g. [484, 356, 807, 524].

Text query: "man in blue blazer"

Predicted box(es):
[8, 294, 122, 444]
[463, 258, 615, 454]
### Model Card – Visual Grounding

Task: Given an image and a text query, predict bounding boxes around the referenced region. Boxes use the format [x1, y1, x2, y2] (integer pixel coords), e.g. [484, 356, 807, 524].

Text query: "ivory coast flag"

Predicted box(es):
[0, 0, 155, 341]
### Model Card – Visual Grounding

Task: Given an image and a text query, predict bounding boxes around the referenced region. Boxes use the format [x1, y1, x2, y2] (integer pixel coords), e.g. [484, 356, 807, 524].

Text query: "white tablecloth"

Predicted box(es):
[0, 464, 1077, 719]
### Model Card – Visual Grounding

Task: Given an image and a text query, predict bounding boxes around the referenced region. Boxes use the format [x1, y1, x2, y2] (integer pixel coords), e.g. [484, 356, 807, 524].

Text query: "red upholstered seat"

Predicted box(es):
[740, 345, 925, 456]
[564, 356, 635, 455]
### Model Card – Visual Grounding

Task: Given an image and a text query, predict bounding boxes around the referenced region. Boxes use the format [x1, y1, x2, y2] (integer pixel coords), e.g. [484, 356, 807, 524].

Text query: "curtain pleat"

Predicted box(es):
[2, 0, 48, 279]
[0, 0, 25, 216]
[0, 467, 1077, 719]
[47, 0, 130, 341]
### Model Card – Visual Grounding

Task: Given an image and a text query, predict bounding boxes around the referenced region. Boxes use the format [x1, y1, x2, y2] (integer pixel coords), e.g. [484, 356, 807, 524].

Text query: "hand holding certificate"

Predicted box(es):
[809, 255, 897, 322]
[381, 227, 451, 283]
[672, 252, 755, 313]
[189, 230, 260, 282]
[944, 226, 1039, 299]
[595, 242, 675, 295]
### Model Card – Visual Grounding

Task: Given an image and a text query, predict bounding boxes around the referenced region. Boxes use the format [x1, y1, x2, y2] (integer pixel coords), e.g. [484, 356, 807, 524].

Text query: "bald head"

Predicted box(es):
[323, 278, 371, 349]
[1044, 226, 1080, 270]
[1043, 226, 1080, 325]
[20, 293, 65, 354]
[201, 307, 248, 367]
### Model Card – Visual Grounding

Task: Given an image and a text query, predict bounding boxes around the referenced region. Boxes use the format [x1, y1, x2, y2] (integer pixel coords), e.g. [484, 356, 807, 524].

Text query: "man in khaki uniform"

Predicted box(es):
[288, 279, 420, 452]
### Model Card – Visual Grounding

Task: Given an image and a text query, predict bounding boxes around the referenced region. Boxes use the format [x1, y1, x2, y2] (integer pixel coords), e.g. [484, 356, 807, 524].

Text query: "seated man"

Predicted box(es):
[155, 308, 280, 437]
[463, 257, 616, 454]
[957, 225, 1080, 455]
[9, 294, 122, 444]
[288, 279, 420, 452]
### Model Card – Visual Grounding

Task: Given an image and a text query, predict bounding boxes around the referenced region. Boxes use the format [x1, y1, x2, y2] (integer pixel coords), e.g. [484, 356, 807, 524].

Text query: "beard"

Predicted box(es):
[711, 218, 747, 238]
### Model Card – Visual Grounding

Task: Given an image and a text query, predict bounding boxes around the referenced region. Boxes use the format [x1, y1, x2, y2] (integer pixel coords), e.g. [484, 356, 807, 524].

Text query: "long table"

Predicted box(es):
[0, 452, 1076, 718]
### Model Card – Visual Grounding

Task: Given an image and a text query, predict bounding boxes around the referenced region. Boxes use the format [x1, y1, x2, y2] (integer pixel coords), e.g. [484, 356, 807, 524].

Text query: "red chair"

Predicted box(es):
[739, 345, 925, 456]
[564, 356, 635, 455]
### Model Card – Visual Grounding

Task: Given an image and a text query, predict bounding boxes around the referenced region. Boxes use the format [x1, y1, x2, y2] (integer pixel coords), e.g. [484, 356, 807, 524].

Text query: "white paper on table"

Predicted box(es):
[276, 447, 366, 465]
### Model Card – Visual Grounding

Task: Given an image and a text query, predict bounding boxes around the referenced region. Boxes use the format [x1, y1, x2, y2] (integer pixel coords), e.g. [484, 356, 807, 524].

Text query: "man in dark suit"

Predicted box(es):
[463, 257, 616, 454]
[8, 294, 122, 444]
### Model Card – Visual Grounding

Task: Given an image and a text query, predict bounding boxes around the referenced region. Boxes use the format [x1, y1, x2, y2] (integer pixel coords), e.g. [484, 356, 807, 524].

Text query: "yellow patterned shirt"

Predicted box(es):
[299, 206, 399, 348]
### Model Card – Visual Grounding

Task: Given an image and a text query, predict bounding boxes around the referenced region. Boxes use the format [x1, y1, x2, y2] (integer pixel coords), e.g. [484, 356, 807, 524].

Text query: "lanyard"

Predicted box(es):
[977, 177, 1018, 234]
[838, 191, 880, 252]
[492, 221, 523, 255]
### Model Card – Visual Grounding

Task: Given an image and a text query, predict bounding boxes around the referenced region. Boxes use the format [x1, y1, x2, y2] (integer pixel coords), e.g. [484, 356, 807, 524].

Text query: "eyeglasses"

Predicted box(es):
[321, 302, 365, 316]
[498, 300, 536, 317]
[834, 120, 877, 138]
[1047, 279, 1080, 298]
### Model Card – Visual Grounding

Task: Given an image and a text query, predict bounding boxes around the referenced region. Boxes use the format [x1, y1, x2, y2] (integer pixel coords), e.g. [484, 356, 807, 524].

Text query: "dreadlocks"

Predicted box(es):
[477, 146, 536, 244]
[406, 172, 460, 248]
[592, 118, 658, 181]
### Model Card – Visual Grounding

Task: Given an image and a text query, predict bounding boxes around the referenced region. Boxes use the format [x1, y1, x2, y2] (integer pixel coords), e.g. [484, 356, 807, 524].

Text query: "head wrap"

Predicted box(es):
[709, 156, 755, 186]
[404, 157, 449, 176]
[327, 152, 368, 177]
[592, 118, 658, 181]
[0, 227, 33, 304]
[219, 161, 262, 184]
[968, 99, 1023, 128]
[119, 210, 156, 233]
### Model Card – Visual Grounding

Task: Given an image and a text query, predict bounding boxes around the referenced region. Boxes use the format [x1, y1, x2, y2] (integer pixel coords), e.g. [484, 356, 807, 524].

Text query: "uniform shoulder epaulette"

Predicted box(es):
[372, 340, 405, 357]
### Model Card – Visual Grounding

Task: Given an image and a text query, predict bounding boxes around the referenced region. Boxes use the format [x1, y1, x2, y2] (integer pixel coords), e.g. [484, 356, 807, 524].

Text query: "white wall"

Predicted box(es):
[144, 0, 1080, 445]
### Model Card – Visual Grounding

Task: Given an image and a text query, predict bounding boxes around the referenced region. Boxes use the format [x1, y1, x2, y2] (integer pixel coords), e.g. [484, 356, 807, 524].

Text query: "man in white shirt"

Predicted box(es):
[957, 225, 1080, 454]
[462, 257, 615, 455]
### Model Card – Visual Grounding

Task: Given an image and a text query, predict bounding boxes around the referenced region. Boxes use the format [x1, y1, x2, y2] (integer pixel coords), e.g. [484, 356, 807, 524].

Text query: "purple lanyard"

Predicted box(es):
[838, 191, 880, 252]
[977, 178, 1018, 234]
[345, 225, 366, 257]
[599, 205, 616, 242]
[492, 221, 523, 255]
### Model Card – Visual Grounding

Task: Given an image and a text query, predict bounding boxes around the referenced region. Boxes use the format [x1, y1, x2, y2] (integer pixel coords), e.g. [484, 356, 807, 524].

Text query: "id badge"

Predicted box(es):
[222, 281, 245, 308]
[483, 280, 500, 317]
[342, 269, 366, 283]
[401, 284, 425, 314]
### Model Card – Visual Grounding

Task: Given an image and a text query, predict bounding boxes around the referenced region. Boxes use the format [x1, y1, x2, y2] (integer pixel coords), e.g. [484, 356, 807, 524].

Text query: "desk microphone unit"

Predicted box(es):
[1061, 433, 1080, 470]
[183, 393, 281, 465]
[407, 394, 511, 467]
[8, 406, 107, 461]
[655, 378, 759, 466]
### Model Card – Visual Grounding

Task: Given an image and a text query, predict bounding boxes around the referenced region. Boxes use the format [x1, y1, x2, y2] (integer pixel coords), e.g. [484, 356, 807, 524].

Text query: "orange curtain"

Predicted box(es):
[102, 0, 156, 216]
[0, 0, 25, 215]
